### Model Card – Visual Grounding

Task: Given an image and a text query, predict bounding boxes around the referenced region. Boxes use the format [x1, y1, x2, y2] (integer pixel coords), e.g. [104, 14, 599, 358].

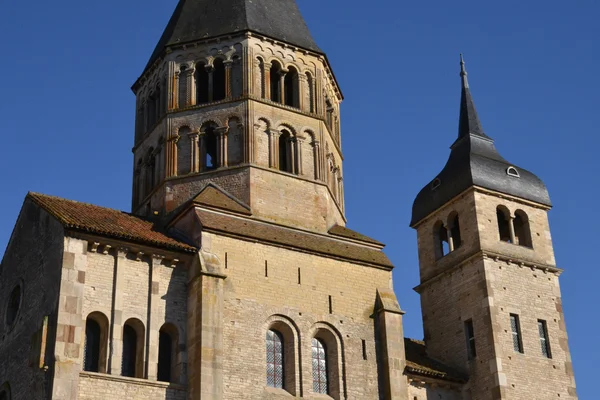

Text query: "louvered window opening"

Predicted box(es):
[538, 320, 552, 358]
[510, 314, 524, 353]
[266, 330, 284, 388]
[312, 338, 328, 394]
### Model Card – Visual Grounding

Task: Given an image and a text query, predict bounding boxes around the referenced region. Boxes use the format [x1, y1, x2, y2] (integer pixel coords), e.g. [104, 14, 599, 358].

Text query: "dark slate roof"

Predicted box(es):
[144, 0, 321, 73]
[404, 338, 467, 383]
[410, 56, 551, 226]
[194, 209, 394, 268]
[28, 192, 197, 253]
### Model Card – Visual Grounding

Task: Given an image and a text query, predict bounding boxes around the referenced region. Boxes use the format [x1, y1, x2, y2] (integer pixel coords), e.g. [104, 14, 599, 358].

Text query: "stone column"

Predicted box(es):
[199, 132, 207, 172]
[186, 65, 196, 106]
[207, 64, 215, 102]
[216, 127, 229, 168]
[264, 64, 271, 100]
[244, 46, 252, 97]
[173, 70, 181, 110]
[312, 140, 321, 181]
[298, 73, 307, 111]
[509, 216, 517, 244]
[447, 226, 455, 252]
[109, 247, 128, 375]
[268, 129, 281, 169]
[146, 255, 164, 380]
[224, 60, 233, 99]
[168, 62, 177, 111]
[338, 176, 345, 212]
[374, 288, 408, 400]
[189, 130, 200, 173]
[51, 237, 88, 400]
[279, 69, 288, 104]
[187, 251, 227, 400]
[295, 135, 305, 176]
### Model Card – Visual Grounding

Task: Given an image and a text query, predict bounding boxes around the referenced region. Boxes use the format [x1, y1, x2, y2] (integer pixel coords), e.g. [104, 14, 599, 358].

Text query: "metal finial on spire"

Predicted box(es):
[460, 54, 469, 87]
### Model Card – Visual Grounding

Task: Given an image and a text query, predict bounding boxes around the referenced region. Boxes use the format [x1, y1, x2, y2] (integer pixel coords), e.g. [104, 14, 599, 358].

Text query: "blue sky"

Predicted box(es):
[0, 0, 598, 395]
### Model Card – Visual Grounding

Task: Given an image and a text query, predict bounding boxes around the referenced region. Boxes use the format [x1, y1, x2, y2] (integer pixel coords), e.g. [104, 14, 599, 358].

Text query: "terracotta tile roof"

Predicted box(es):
[195, 209, 394, 269]
[328, 224, 384, 246]
[28, 192, 196, 253]
[404, 338, 467, 383]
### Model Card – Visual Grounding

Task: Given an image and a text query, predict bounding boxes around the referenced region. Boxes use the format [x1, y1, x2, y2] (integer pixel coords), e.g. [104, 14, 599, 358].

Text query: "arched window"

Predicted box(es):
[312, 338, 328, 394]
[449, 213, 462, 250]
[497, 206, 512, 243]
[122, 319, 145, 378]
[5, 284, 22, 327]
[204, 125, 218, 170]
[270, 62, 282, 103]
[266, 330, 284, 389]
[83, 312, 109, 373]
[326, 99, 335, 133]
[147, 93, 156, 128]
[284, 67, 299, 108]
[434, 221, 449, 259]
[514, 210, 533, 248]
[155, 85, 162, 119]
[195, 62, 209, 104]
[306, 72, 315, 113]
[0, 382, 10, 400]
[158, 324, 179, 383]
[213, 59, 226, 102]
[279, 130, 293, 173]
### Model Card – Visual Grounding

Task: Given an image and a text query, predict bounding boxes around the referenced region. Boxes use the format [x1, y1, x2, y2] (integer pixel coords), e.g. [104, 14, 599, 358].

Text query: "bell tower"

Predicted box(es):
[410, 56, 577, 399]
[131, 0, 345, 233]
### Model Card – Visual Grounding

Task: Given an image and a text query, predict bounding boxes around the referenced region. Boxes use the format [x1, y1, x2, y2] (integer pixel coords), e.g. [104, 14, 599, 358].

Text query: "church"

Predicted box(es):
[0, 0, 577, 399]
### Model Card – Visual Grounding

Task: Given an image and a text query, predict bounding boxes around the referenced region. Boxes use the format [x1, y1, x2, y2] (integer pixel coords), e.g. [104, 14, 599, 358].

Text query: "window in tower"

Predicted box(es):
[326, 99, 334, 132]
[195, 62, 210, 104]
[258, 58, 266, 99]
[538, 320, 552, 359]
[178, 65, 188, 108]
[84, 312, 109, 373]
[464, 319, 476, 360]
[513, 210, 533, 248]
[270, 61, 282, 103]
[158, 324, 178, 383]
[266, 330, 284, 389]
[312, 338, 328, 394]
[122, 319, 145, 378]
[496, 206, 512, 243]
[203, 125, 218, 170]
[507, 166, 520, 178]
[278, 130, 294, 173]
[213, 59, 226, 102]
[434, 221, 450, 259]
[510, 314, 524, 353]
[284, 66, 299, 108]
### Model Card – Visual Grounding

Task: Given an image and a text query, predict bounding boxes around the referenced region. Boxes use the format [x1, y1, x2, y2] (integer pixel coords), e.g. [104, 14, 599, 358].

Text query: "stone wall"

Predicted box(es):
[78, 372, 185, 400]
[0, 199, 65, 400]
[199, 231, 397, 399]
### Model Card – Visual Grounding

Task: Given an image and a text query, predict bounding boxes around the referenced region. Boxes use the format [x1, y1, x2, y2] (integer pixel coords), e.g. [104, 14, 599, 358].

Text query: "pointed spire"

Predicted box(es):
[457, 54, 489, 140]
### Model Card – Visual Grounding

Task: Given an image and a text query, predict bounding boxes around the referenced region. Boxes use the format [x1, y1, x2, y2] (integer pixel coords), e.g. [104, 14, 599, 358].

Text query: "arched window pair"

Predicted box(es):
[195, 59, 227, 104]
[266, 326, 340, 396]
[497, 206, 533, 247]
[84, 313, 178, 383]
[268, 61, 299, 108]
[278, 129, 298, 174]
[434, 213, 462, 259]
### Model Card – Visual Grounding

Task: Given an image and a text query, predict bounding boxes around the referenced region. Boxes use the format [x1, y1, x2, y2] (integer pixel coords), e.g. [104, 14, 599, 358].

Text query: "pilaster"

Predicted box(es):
[108, 247, 128, 375]
[146, 255, 165, 381]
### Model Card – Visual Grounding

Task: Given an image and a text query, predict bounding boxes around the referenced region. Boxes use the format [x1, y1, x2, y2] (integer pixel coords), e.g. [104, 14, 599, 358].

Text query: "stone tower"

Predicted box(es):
[409, 56, 577, 399]
[132, 0, 345, 233]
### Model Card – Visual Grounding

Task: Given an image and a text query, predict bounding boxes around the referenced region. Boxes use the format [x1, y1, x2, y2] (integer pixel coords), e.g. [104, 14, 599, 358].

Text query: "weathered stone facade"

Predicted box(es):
[0, 1, 577, 400]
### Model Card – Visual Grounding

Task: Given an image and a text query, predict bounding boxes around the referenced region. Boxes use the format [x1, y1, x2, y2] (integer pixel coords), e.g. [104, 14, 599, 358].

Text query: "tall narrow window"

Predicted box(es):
[195, 62, 209, 104]
[514, 210, 532, 248]
[326, 99, 334, 131]
[434, 221, 449, 259]
[510, 314, 524, 353]
[258, 58, 266, 99]
[122, 319, 144, 378]
[213, 59, 226, 101]
[284, 67, 299, 107]
[84, 319, 101, 372]
[497, 206, 512, 243]
[279, 130, 292, 173]
[312, 338, 328, 394]
[122, 324, 137, 377]
[158, 331, 173, 382]
[464, 319, 476, 359]
[205, 126, 218, 170]
[270, 62, 282, 103]
[178, 65, 188, 108]
[538, 320, 552, 358]
[450, 214, 462, 249]
[266, 330, 284, 389]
